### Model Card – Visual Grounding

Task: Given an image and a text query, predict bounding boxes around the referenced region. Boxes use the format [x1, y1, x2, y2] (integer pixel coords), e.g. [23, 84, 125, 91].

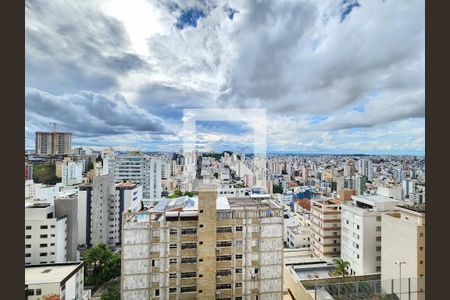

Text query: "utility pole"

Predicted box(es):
[395, 261, 406, 299]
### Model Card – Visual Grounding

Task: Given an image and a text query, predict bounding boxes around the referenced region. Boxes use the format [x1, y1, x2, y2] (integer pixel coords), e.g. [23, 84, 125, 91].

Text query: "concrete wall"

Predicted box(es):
[55, 197, 78, 261]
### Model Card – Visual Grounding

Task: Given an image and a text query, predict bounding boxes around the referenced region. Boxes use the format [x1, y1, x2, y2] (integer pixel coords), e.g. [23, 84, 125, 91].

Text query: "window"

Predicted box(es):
[25, 253, 31, 257]
[40, 225, 48, 229]
[51, 225, 55, 228]
[216, 283, 232, 290]
[155, 289, 159, 296]
[376, 266, 381, 272]
[169, 288, 176, 293]
[376, 226, 381, 232]
[169, 243, 177, 249]
[235, 240, 243, 246]
[217, 269, 232, 276]
[50, 243, 55, 246]
[376, 256, 381, 261]
[376, 216, 382, 221]
[199, 224, 204, 228]
[235, 268, 242, 274]
[25, 244, 31, 248]
[181, 257, 197, 264]
[26, 235, 31, 239]
[181, 242, 197, 249]
[40, 244, 48, 248]
[235, 254, 243, 259]
[50, 252, 55, 255]
[170, 229, 178, 235]
[26, 226, 32, 230]
[235, 282, 242, 288]
[169, 258, 177, 264]
[235, 226, 243, 231]
[217, 255, 232, 261]
[36, 289, 42, 296]
[376, 236, 381, 241]
[40, 234, 48, 238]
[27, 289, 34, 296]
[217, 227, 232, 233]
[169, 273, 177, 279]
[217, 241, 232, 247]
[40, 253, 47, 256]
[181, 228, 197, 235]
[181, 272, 197, 278]
[180, 286, 196, 293]
[376, 246, 382, 251]
[420, 260, 423, 264]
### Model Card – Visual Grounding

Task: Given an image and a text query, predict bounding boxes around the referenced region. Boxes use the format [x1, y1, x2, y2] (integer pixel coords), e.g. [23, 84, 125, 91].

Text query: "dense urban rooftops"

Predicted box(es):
[25, 262, 83, 285]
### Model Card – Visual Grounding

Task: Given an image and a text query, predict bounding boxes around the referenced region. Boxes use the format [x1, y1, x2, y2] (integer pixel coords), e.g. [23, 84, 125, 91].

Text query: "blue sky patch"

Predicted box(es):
[176, 8, 206, 29]
[340, 0, 361, 22]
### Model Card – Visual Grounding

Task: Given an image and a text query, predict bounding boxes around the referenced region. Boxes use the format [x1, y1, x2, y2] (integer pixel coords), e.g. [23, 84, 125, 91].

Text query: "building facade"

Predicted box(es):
[35, 132, 72, 156]
[61, 159, 83, 186]
[121, 187, 284, 300]
[25, 262, 90, 300]
[310, 198, 342, 258]
[381, 204, 425, 300]
[77, 174, 142, 247]
[25, 202, 67, 265]
[109, 155, 162, 200]
[341, 195, 400, 275]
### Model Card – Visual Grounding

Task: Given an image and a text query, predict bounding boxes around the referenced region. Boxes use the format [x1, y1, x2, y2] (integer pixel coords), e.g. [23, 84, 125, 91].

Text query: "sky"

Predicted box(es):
[25, 0, 425, 155]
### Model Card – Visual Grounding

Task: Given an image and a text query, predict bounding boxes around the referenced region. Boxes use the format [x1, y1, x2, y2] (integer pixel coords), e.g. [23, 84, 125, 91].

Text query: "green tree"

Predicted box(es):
[83, 244, 121, 288]
[332, 258, 350, 283]
[87, 162, 94, 171]
[101, 282, 120, 300]
[273, 183, 283, 194]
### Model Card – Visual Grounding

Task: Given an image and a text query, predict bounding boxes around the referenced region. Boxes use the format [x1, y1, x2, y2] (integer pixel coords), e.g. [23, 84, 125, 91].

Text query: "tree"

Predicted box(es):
[101, 282, 120, 300]
[273, 183, 283, 194]
[87, 162, 94, 171]
[333, 258, 350, 283]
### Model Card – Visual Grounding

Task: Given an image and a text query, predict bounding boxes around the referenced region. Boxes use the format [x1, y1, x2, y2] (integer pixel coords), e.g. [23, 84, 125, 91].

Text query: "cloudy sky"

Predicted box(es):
[25, 0, 424, 155]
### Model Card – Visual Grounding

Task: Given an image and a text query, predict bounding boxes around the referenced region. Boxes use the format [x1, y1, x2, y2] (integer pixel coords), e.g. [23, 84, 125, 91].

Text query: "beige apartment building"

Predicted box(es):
[121, 185, 284, 300]
[381, 204, 425, 300]
[35, 132, 72, 156]
[310, 198, 342, 258]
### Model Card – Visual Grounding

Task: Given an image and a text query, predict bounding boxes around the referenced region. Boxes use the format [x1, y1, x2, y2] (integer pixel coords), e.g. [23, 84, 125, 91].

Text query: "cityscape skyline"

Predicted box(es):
[25, 0, 425, 155]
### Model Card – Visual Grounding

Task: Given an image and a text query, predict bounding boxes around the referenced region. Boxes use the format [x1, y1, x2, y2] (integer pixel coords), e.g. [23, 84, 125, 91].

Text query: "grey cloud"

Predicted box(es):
[317, 88, 425, 130]
[25, 0, 148, 94]
[25, 87, 170, 137]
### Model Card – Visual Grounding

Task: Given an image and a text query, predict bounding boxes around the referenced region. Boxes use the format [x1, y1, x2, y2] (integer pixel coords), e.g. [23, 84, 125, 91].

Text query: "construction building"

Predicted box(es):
[35, 132, 72, 156]
[121, 185, 284, 299]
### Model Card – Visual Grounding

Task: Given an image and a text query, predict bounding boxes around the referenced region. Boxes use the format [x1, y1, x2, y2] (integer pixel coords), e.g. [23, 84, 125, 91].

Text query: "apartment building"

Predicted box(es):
[35, 132, 72, 156]
[61, 159, 83, 186]
[109, 155, 162, 200]
[286, 225, 310, 249]
[77, 174, 142, 247]
[341, 195, 401, 275]
[25, 202, 67, 265]
[121, 185, 284, 300]
[25, 162, 33, 180]
[25, 262, 90, 300]
[381, 204, 425, 300]
[310, 198, 342, 258]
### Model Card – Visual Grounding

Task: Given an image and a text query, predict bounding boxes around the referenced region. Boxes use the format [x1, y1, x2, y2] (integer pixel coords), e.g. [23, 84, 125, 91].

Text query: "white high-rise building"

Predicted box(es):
[358, 159, 373, 181]
[109, 155, 162, 200]
[77, 174, 142, 247]
[341, 195, 401, 275]
[25, 202, 67, 265]
[61, 160, 83, 186]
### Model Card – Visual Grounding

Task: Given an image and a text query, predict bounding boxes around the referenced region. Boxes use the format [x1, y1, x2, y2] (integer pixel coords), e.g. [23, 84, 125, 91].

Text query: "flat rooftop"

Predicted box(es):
[289, 261, 335, 280]
[25, 262, 83, 285]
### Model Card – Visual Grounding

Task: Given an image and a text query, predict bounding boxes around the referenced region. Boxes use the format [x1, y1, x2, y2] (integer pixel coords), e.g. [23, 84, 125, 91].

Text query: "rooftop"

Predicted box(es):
[25, 262, 83, 285]
[398, 203, 425, 213]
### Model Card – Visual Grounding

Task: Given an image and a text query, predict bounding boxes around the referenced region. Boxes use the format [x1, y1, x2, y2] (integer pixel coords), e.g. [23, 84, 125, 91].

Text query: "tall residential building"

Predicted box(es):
[355, 175, 366, 195]
[341, 195, 401, 275]
[358, 159, 373, 181]
[61, 159, 83, 186]
[310, 198, 342, 258]
[109, 155, 162, 200]
[77, 174, 142, 247]
[35, 132, 72, 156]
[54, 196, 78, 261]
[121, 186, 284, 299]
[381, 204, 425, 300]
[25, 202, 67, 265]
